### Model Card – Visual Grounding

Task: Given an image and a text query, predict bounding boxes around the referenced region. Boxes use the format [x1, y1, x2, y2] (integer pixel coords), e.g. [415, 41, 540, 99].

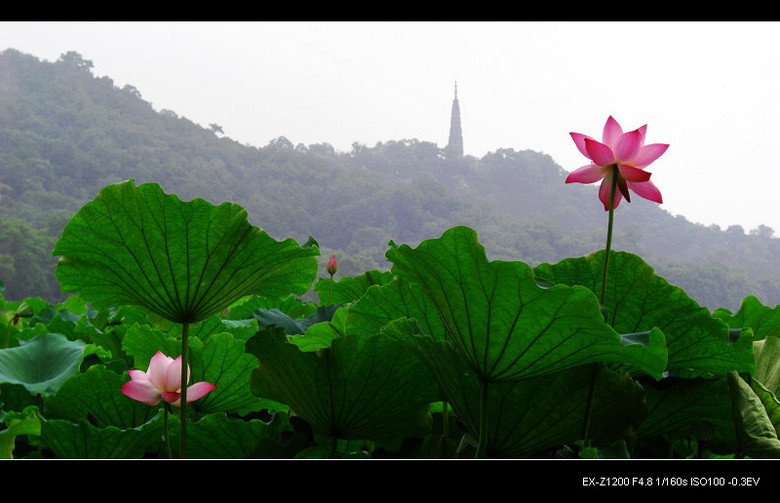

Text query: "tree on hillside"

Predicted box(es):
[56, 51, 93, 72]
[0, 219, 60, 301]
[750, 224, 775, 239]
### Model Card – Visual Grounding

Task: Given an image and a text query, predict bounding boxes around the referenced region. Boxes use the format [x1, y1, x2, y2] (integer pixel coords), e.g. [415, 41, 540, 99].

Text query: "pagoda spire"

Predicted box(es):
[446, 81, 463, 159]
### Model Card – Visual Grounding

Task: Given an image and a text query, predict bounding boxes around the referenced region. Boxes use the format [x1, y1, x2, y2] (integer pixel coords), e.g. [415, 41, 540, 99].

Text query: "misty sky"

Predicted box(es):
[2, 21, 780, 234]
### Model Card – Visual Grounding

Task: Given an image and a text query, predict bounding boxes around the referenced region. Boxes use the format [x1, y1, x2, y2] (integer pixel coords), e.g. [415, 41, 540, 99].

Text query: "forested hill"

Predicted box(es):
[1, 48, 779, 311]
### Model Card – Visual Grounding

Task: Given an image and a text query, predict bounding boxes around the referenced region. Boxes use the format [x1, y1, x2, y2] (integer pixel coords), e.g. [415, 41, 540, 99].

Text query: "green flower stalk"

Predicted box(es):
[327, 255, 337, 304]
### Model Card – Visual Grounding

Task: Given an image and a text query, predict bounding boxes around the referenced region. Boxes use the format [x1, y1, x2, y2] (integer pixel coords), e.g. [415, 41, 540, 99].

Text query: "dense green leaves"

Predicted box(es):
[247, 326, 438, 449]
[534, 250, 755, 377]
[384, 319, 647, 457]
[45, 365, 157, 428]
[38, 361, 165, 458]
[0, 407, 40, 458]
[0, 189, 773, 458]
[52, 180, 319, 323]
[177, 412, 292, 458]
[314, 270, 394, 305]
[40, 415, 163, 459]
[385, 226, 667, 381]
[635, 375, 736, 452]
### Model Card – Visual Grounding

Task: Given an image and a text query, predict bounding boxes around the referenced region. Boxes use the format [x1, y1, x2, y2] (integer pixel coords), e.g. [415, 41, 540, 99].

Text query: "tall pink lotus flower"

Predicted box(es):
[565, 116, 668, 448]
[566, 116, 669, 210]
[121, 351, 216, 407]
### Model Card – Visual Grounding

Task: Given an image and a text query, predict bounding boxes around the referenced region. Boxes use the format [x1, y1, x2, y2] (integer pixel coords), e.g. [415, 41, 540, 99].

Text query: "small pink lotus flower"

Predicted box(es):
[326, 255, 338, 276]
[566, 116, 669, 210]
[121, 351, 216, 407]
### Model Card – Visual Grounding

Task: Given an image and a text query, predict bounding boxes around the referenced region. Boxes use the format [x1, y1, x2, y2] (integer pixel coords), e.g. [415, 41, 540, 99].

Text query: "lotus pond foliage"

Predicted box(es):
[0, 176, 778, 459]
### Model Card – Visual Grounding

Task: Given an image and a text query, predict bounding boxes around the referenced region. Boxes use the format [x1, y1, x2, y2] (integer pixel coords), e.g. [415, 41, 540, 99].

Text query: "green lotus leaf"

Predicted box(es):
[727, 371, 780, 458]
[384, 226, 666, 382]
[291, 307, 349, 352]
[314, 269, 395, 305]
[0, 333, 86, 395]
[715, 296, 780, 393]
[747, 334, 780, 395]
[346, 276, 446, 341]
[634, 375, 737, 454]
[0, 406, 41, 459]
[749, 376, 780, 440]
[193, 332, 264, 416]
[715, 295, 780, 342]
[173, 412, 293, 459]
[225, 294, 317, 322]
[181, 314, 258, 343]
[52, 179, 319, 324]
[251, 304, 341, 336]
[247, 326, 438, 448]
[534, 250, 755, 377]
[387, 324, 646, 457]
[44, 364, 160, 428]
[39, 413, 163, 459]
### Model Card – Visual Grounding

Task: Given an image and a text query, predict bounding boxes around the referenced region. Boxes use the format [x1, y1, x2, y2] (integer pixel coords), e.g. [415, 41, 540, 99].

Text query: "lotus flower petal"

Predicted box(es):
[121, 378, 164, 406]
[147, 352, 174, 388]
[566, 164, 609, 184]
[633, 143, 670, 168]
[599, 175, 623, 210]
[161, 391, 182, 406]
[627, 179, 663, 204]
[570, 132, 595, 158]
[164, 356, 183, 392]
[614, 129, 643, 162]
[187, 382, 218, 402]
[602, 116, 624, 147]
[617, 165, 652, 182]
[584, 138, 616, 167]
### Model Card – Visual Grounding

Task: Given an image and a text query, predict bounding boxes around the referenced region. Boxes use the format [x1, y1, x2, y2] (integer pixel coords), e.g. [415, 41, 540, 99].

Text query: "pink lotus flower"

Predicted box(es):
[326, 255, 338, 276]
[566, 116, 669, 210]
[121, 351, 216, 407]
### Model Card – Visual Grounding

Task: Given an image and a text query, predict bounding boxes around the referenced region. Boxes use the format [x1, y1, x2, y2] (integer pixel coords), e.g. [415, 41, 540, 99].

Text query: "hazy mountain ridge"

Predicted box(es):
[0, 48, 777, 311]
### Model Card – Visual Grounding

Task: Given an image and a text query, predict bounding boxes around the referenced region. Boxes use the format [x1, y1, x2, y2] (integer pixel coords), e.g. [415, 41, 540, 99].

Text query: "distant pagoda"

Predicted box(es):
[446, 81, 463, 159]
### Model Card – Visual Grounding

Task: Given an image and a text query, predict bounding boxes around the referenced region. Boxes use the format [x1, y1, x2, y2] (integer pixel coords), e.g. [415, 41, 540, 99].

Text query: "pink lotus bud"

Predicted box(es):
[327, 255, 338, 276]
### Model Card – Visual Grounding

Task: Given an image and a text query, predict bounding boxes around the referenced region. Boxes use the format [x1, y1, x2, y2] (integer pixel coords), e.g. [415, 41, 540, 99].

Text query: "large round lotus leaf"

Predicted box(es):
[52, 180, 319, 324]
[0, 333, 85, 395]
